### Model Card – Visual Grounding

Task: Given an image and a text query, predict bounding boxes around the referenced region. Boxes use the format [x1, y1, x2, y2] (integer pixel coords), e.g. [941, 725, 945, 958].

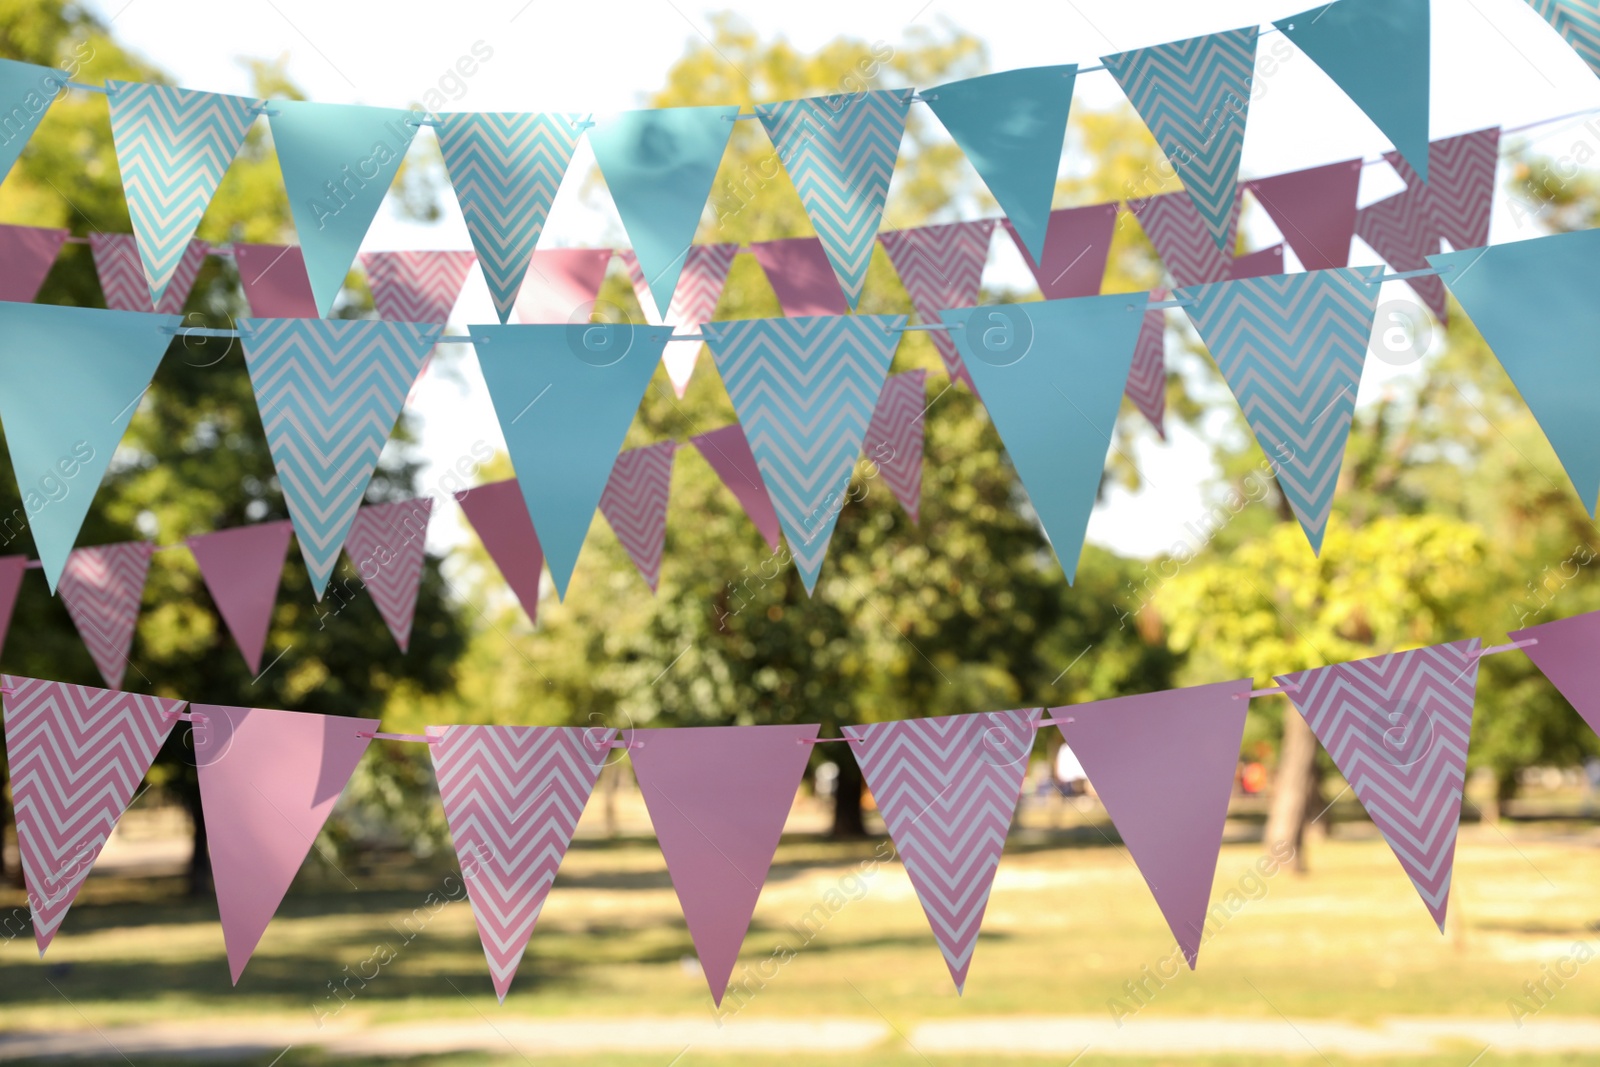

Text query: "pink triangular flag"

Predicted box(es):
[690, 425, 783, 553]
[1229, 244, 1284, 279]
[631, 723, 818, 1004]
[1127, 191, 1239, 287]
[863, 370, 925, 523]
[360, 250, 476, 324]
[749, 237, 849, 316]
[1126, 285, 1168, 438]
[187, 522, 293, 675]
[456, 479, 545, 625]
[844, 708, 1041, 992]
[2, 676, 184, 953]
[513, 248, 613, 324]
[1003, 202, 1118, 299]
[1277, 640, 1482, 930]
[879, 221, 994, 392]
[233, 244, 319, 318]
[1052, 679, 1251, 967]
[429, 724, 612, 1001]
[193, 704, 377, 983]
[1513, 611, 1600, 738]
[619, 244, 737, 397]
[1384, 127, 1501, 252]
[342, 499, 432, 652]
[90, 232, 207, 313]
[58, 542, 155, 691]
[0, 224, 67, 301]
[1246, 159, 1363, 270]
[1354, 185, 1448, 323]
[598, 442, 675, 593]
[0, 555, 26, 659]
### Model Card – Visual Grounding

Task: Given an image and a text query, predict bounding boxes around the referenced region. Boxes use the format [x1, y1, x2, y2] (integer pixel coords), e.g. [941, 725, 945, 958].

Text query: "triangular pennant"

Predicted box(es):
[343, 498, 432, 652]
[0, 59, 63, 184]
[926, 65, 1076, 264]
[455, 479, 545, 625]
[2, 676, 183, 953]
[1230, 244, 1285, 279]
[755, 91, 912, 308]
[1276, 639, 1482, 929]
[619, 243, 737, 396]
[90, 233, 209, 313]
[360, 250, 476, 323]
[940, 296, 1145, 583]
[428, 723, 610, 1001]
[512, 247, 613, 324]
[879, 220, 995, 391]
[269, 101, 418, 315]
[436, 112, 586, 323]
[598, 441, 675, 593]
[1356, 185, 1448, 322]
[105, 80, 255, 306]
[0, 224, 67, 301]
[59, 542, 154, 691]
[863, 370, 926, 524]
[1127, 191, 1238, 287]
[239, 318, 436, 598]
[1384, 127, 1501, 251]
[1246, 159, 1364, 270]
[844, 709, 1040, 992]
[1052, 680, 1252, 966]
[1002, 203, 1118, 300]
[589, 105, 738, 319]
[0, 555, 25, 659]
[689, 425, 783, 554]
[630, 724, 818, 1004]
[704, 315, 903, 594]
[1526, 0, 1600, 81]
[193, 704, 377, 982]
[1126, 286, 1169, 439]
[233, 244, 319, 318]
[1512, 611, 1600, 738]
[1177, 267, 1382, 553]
[0, 303, 178, 590]
[749, 237, 849, 317]
[1276, 0, 1431, 182]
[472, 323, 673, 599]
[187, 521, 293, 675]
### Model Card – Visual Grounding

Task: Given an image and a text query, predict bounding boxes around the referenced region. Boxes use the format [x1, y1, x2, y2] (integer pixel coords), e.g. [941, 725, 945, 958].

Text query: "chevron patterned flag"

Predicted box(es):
[1002, 203, 1118, 300]
[1104, 27, 1258, 253]
[1246, 159, 1364, 271]
[0, 555, 25, 659]
[90, 232, 209, 313]
[1127, 190, 1238, 287]
[233, 243, 319, 318]
[1528, 0, 1600, 80]
[749, 236, 850, 317]
[1355, 185, 1448, 322]
[240, 319, 436, 598]
[1513, 610, 1600, 739]
[0, 58, 65, 186]
[599, 441, 675, 593]
[1178, 267, 1382, 553]
[187, 521, 294, 675]
[704, 314, 904, 594]
[360, 250, 476, 324]
[863, 370, 925, 524]
[2, 676, 184, 953]
[1277, 639, 1483, 929]
[1126, 286, 1169, 438]
[756, 90, 912, 308]
[455, 479, 545, 626]
[844, 709, 1040, 992]
[618, 243, 737, 396]
[437, 112, 586, 323]
[343, 498, 432, 651]
[429, 724, 611, 1001]
[0, 224, 67, 301]
[105, 80, 255, 307]
[690, 425, 783, 554]
[879, 221, 995, 391]
[1384, 127, 1502, 252]
[58, 542, 156, 691]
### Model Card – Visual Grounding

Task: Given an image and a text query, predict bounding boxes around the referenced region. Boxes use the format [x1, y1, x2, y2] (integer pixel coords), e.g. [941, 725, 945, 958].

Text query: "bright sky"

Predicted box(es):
[84, 0, 1600, 560]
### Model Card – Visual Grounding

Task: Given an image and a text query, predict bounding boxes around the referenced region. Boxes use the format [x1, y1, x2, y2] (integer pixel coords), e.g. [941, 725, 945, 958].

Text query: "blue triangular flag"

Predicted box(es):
[925, 66, 1077, 265]
[0, 59, 62, 186]
[940, 296, 1145, 582]
[269, 101, 419, 315]
[1526, 1, 1600, 82]
[1277, 0, 1431, 184]
[0, 304, 179, 591]
[1431, 233, 1600, 513]
[472, 323, 674, 598]
[589, 106, 737, 320]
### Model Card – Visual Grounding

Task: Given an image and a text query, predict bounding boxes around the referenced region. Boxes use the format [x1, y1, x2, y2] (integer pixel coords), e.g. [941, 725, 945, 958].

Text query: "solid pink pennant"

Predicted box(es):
[631, 723, 818, 1005]
[0, 224, 67, 302]
[863, 370, 926, 524]
[1127, 191, 1239, 287]
[89, 232, 208, 313]
[0, 554, 26, 659]
[1354, 185, 1448, 323]
[187, 521, 293, 675]
[58, 542, 155, 691]
[513, 248, 613, 324]
[1003, 202, 1118, 299]
[619, 244, 737, 397]
[233, 244, 319, 318]
[342, 499, 432, 652]
[879, 221, 994, 392]
[1513, 611, 1600, 739]
[690, 425, 783, 553]
[749, 237, 850, 317]
[1384, 127, 1501, 252]
[360, 250, 476, 324]
[1125, 286, 1168, 438]
[598, 441, 676, 593]
[1229, 244, 1285, 280]
[455, 479, 545, 626]
[1246, 159, 1363, 270]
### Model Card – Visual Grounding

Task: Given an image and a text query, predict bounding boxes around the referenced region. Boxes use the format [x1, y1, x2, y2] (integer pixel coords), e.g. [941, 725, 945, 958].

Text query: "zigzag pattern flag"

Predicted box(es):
[1528, 0, 1600, 80]
[233, 244, 318, 318]
[1127, 191, 1238, 287]
[690, 425, 783, 554]
[428, 723, 611, 1001]
[0, 224, 68, 301]
[105, 80, 254, 307]
[1384, 127, 1502, 252]
[879, 221, 995, 391]
[58, 542, 155, 691]
[343, 498, 432, 652]
[598, 441, 675, 593]
[1126, 286, 1169, 438]
[1104, 27, 1258, 252]
[1178, 267, 1382, 553]
[187, 521, 293, 675]
[1002, 203, 1119, 300]
[437, 112, 586, 324]
[0, 555, 25, 659]
[844, 709, 1041, 992]
[704, 315, 903, 594]
[618, 243, 737, 396]
[1355, 185, 1448, 322]
[756, 91, 912, 308]
[863, 370, 925, 524]
[90, 232, 208, 313]
[2, 676, 184, 954]
[455, 479, 545, 626]
[360, 250, 476, 324]
[1277, 639, 1483, 930]
[749, 236, 849, 317]
[240, 319, 436, 598]
[1246, 159, 1364, 271]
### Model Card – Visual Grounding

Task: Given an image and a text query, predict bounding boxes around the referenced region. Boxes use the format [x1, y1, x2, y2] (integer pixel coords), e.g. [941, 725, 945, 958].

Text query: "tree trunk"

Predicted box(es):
[602, 761, 621, 838]
[184, 785, 211, 897]
[1265, 704, 1317, 873]
[829, 754, 867, 838]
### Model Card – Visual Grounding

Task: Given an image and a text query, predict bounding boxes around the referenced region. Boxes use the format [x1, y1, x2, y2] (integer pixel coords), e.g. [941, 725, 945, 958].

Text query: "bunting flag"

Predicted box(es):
[0, 303, 178, 591]
[1526, 0, 1600, 81]
[1512, 611, 1600, 737]
[0, 555, 25, 659]
[187, 521, 293, 675]
[1230, 244, 1285, 279]
[472, 323, 673, 598]
[589, 105, 739, 319]
[1276, 639, 1482, 930]
[1276, 0, 1432, 183]
[940, 296, 1145, 583]
[455, 479, 545, 625]
[844, 709, 1040, 992]
[513, 247, 614, 324]
[631, 724, 818, 1004]
[1052, 680, 1252, 967]
[269, 101, 418, 315]
[58, 542, 155, 691]
[1246, 159, 1364, 271]
[1384, 127, 1501, 251]
[1431, 230, 1600, 512]
[2, 677, 184, 954]
[598, 441, 675, 593]
[233, 244, 319, 318]
[90, 232, 209, 314]
[863, 370, 926, 524]
[1177, 267, 1382, 553]
[343, 498, 432, 652]
[0, 59, 63, 185]
[1104, 27, 1258, 252]
[105, 80, 255, 306]
[879, 220, 995, 391]
[704, 315, 903, 594]
[756, 91, 912, 308]
[193, 704, 377, 983]
[1355, 185, 1448, 322]
[1127, 191, 1237, 287]
[239, 318, 436, 598]
[690, 425, 783, 554]
[1003, 203, 1119, 300]
[360, 250, 476, 324]
[749, 236, 849, 317]
[925, 66, 1077, 263]
[0, 224, 67, 301]
[436, 112, 587, 324]
[1126, 286, 1169, 438]
[618, 243, 737, 396]
[428, 724, 611, 1001]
